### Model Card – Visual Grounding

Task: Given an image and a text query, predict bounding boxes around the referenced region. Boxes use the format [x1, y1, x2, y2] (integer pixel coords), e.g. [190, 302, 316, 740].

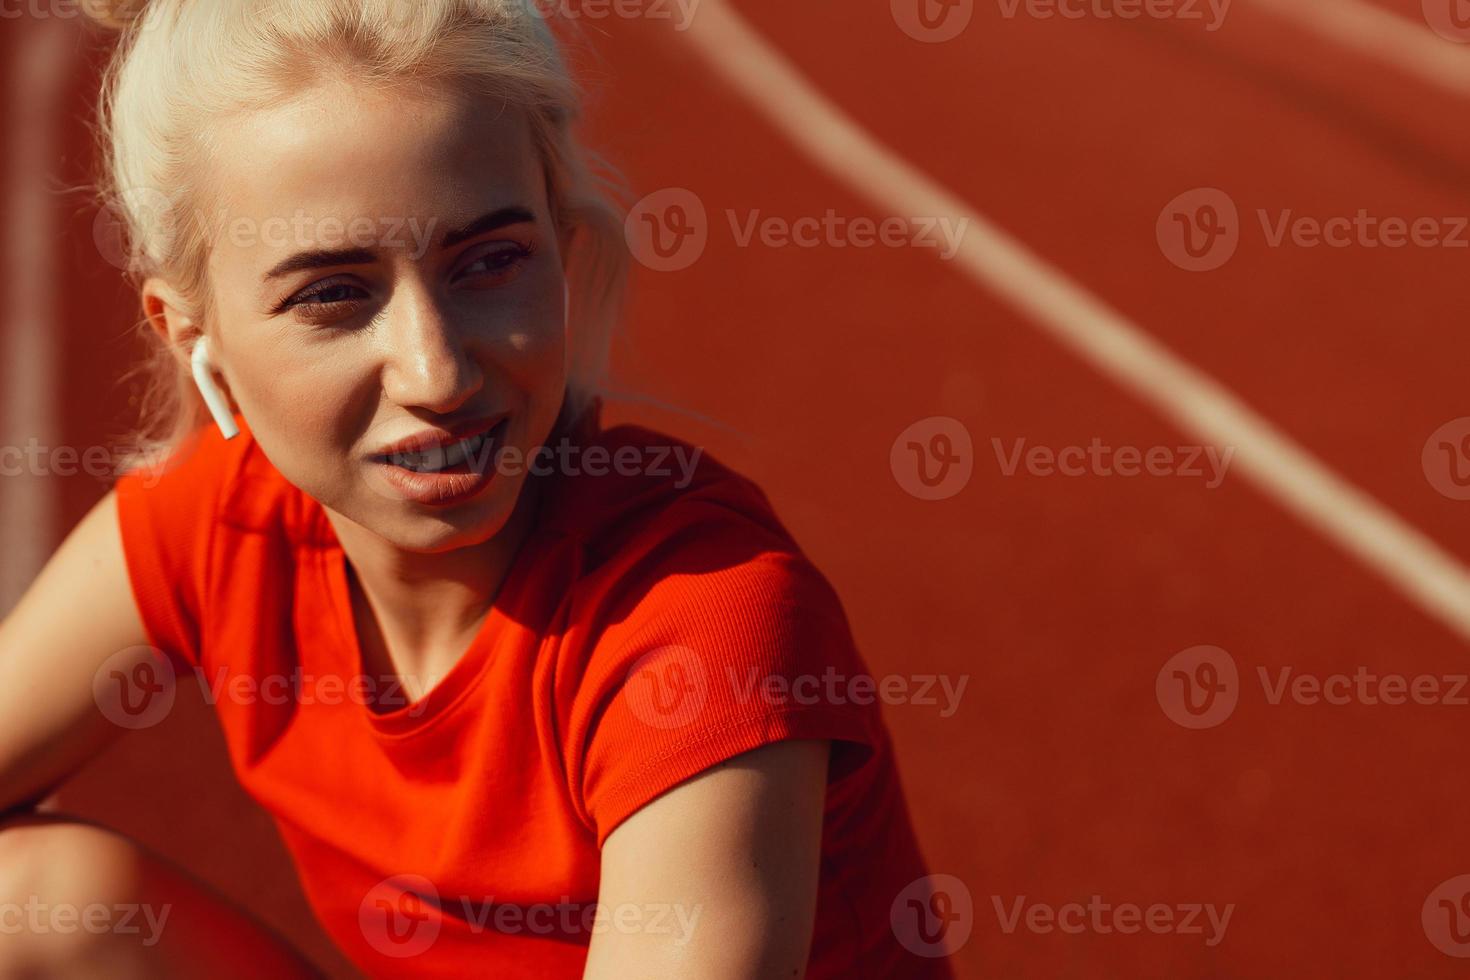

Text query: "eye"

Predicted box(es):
[456, 241, 536, 285]
[277, 277, 369, 321]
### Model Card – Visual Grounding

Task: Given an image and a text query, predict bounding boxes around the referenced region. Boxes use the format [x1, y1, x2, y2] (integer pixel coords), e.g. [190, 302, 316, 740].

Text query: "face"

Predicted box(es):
[184, 78, 568, 552]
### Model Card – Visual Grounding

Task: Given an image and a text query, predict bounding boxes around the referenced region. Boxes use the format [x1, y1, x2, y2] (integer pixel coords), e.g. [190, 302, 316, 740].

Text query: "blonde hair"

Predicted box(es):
[87, 0, 629, 471]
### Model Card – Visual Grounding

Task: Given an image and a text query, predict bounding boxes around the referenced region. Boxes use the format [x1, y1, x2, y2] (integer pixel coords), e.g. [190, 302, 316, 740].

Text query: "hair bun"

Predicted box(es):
[84, 0, 151, 30]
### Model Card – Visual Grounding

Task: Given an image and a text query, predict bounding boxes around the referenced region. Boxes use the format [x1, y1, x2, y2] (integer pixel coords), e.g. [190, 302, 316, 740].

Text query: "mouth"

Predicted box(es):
[366, 416, 511, 507]
[372, 417, 509, 476]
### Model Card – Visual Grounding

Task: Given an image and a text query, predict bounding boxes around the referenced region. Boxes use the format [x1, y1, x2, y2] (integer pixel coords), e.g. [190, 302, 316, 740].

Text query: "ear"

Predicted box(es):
[140, 277, 198, 371]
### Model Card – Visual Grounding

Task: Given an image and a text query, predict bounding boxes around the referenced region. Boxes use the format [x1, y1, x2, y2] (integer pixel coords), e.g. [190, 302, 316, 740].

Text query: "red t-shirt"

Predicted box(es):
[112, 405, 952, 979]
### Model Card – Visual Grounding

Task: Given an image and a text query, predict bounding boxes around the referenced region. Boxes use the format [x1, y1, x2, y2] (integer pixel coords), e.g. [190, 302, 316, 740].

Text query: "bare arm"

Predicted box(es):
[582, 739, 830, 980]
[0, 489, 153, 815]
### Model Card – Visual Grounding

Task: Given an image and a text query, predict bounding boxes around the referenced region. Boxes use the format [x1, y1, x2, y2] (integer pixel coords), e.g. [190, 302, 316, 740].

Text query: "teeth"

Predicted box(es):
[390, 432, 490, 472]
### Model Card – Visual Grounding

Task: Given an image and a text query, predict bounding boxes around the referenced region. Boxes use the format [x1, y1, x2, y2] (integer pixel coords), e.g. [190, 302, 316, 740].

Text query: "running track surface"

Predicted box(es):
[8, 1, 1470, 976]
[585, 2, 1470, 975]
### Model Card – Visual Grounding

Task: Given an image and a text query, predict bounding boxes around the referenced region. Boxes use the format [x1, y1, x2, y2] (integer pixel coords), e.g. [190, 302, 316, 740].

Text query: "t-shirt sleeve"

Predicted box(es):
[111, 422, 242, 676]
[564, 498, 882, 846]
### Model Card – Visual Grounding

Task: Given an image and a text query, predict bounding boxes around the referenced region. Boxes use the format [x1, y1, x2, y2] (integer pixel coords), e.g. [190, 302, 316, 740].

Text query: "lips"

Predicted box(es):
[368, 417, 511, 507]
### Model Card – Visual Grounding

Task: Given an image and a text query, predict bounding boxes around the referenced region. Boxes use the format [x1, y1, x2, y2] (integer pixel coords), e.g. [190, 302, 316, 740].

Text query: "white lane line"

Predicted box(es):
[1, 19, 71, 618]
[1251, 0, 1470, 99]
[679, 0, 1470, 642]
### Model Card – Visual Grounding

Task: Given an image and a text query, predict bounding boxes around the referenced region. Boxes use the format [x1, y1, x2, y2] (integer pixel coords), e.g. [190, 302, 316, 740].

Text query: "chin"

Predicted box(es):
[375, 479, 524, 553]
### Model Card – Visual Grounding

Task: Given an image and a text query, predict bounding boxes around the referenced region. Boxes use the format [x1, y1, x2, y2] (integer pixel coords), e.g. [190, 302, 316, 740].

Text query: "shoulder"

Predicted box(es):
[539, 421, 852, 650]
[540, 422, 802, 574]
[110, 414, 279, 671]
[542, 423, 878, 842]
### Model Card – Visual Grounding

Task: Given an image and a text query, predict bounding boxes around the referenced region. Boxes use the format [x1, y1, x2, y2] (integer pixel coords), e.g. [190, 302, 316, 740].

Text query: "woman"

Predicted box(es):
[0, 0, 950, 976]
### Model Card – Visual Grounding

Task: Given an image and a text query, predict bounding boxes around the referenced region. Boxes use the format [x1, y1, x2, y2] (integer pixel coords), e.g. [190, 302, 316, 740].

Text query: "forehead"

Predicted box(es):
[205, 79, 543, 235]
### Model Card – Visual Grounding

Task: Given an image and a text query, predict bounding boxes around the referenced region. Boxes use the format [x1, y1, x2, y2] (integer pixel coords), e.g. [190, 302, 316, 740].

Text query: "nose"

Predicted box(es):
[379, 283, 485, 413]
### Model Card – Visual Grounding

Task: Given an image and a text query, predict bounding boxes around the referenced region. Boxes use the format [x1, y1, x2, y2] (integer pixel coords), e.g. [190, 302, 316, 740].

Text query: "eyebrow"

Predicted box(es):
[261, 206, 538, 282]
[262, 247, 377, 283]
[440, 206, 537, 249]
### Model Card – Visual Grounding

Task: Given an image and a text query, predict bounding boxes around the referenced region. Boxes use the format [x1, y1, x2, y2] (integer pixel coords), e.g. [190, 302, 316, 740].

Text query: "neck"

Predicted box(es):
[323, 477, 543, 695]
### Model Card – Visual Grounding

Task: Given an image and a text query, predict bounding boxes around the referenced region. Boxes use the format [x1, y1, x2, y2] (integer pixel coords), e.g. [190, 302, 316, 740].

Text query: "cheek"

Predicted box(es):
[498, 310, 568, 392]
[226, 341, 360, 430]
[218, 341, 366, 487]
[497, 315, 569, 453]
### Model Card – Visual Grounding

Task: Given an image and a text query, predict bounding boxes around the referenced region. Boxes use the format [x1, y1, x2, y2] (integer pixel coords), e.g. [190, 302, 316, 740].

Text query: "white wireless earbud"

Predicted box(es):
[191, 336, 240, 440]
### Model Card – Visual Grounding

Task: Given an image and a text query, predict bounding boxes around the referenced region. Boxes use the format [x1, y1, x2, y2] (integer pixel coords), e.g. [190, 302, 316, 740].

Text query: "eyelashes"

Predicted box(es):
[457, 241, 536, 282]
[274, 241, 538, 322]
[289, 280, 361, 311]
